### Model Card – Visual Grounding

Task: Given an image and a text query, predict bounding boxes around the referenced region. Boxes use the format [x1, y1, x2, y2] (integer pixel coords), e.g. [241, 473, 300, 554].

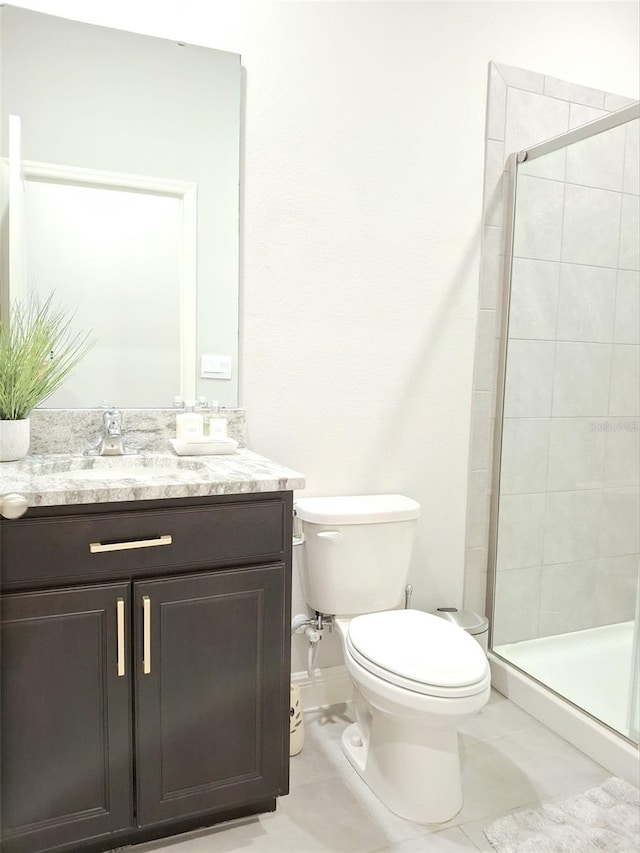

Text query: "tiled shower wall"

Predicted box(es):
[494, 115, 639, 644]
[463, 63, 639, 636]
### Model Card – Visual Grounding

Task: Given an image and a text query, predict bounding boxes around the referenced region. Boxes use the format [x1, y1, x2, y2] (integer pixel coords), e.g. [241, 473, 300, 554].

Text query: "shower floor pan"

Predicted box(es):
[495, 621, 635, 737]
[491, 620, 638, 785]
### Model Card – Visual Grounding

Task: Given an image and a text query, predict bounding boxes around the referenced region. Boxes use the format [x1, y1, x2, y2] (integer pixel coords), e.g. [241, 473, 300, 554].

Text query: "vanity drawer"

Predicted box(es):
[1, 498, 287, 589]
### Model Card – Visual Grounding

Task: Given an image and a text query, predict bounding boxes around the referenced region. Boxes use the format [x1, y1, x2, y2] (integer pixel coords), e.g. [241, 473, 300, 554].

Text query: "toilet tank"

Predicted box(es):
[295, 495, 420, 616]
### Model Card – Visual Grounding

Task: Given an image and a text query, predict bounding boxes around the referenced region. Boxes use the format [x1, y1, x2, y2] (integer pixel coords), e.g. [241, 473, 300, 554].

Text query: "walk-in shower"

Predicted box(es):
[488, 101, 639, 773]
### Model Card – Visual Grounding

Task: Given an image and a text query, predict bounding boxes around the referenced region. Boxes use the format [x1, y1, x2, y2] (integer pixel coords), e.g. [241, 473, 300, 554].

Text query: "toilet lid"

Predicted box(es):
[346, 609, 489, 694]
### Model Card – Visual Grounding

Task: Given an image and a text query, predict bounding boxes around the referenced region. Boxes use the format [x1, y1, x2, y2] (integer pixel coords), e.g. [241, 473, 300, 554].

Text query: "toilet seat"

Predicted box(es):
[345, 609, 490, 699]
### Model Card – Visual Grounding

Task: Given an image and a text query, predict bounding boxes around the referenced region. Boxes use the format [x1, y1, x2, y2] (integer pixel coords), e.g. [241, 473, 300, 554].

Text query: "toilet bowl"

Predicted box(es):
[295, 494, 491, 824]
[337, 611, 490, 824]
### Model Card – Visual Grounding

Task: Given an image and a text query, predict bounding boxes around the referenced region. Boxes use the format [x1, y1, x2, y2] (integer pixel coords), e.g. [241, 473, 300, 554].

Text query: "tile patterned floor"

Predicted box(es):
[129, 689, 613, 852]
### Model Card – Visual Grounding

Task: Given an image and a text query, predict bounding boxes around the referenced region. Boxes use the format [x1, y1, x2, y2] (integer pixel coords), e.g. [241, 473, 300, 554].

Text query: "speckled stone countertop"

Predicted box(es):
[1, 450, 305, 508]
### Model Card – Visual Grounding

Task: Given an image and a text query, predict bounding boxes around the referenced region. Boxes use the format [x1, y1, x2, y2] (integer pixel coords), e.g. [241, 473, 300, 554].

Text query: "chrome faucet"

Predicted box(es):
[85, 407, 138, 456]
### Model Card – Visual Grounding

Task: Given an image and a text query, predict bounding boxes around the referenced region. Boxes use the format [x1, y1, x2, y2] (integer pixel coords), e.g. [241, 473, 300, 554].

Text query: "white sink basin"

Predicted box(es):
[31, 457, 207, 481]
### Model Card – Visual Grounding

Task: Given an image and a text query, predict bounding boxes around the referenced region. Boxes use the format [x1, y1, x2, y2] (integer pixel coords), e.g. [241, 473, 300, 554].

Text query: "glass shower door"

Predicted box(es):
[491, 109, 640, 743]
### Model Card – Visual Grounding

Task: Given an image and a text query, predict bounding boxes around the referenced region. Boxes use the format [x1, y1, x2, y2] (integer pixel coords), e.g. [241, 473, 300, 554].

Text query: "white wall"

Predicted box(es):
[7, 1, 639, 672]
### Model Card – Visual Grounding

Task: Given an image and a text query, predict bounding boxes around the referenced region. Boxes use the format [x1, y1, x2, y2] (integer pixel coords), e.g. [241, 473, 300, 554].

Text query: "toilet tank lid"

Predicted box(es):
[295, 494, 420, 524]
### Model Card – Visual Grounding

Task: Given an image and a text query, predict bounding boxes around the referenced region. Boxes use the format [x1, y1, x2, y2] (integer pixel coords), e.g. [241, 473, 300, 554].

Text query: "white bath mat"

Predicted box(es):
[483, 777, 639, 853]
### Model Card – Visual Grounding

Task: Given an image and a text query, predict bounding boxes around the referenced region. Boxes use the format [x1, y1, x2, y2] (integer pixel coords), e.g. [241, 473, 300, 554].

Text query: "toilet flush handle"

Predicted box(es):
[316, 530, 342, 543]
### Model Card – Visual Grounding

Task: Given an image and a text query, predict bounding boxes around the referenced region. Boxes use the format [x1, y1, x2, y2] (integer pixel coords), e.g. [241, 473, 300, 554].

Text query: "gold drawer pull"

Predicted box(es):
[89, 534, 172, 553]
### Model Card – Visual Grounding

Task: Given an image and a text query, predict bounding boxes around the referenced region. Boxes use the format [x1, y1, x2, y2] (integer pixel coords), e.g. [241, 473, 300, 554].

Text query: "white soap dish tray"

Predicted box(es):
[169, 437, 239, 456]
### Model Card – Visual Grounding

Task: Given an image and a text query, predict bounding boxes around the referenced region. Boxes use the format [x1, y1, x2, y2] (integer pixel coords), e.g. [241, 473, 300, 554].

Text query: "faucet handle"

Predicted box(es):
[102, 407, 122, 434]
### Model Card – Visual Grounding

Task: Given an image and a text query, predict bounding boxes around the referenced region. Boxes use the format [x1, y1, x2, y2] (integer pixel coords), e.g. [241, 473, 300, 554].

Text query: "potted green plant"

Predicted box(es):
[0, 294, 92, 461]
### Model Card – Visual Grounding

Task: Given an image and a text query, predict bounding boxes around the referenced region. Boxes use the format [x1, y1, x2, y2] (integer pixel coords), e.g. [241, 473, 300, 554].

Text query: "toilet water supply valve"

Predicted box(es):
[291, 612, 330, 678]
[291, 584, 412, 678]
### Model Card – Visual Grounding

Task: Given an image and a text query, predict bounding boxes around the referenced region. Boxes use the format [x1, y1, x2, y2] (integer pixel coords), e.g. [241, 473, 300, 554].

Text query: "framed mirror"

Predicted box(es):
[0, 5, 241, 408]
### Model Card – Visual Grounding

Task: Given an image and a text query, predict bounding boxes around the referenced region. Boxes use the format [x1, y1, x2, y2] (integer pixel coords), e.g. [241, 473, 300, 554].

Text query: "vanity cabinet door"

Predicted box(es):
[134, 563, 289, 827]
[0, 583, 133, 853]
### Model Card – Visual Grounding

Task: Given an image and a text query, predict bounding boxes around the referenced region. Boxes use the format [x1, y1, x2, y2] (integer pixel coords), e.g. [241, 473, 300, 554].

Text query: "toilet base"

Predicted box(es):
[341, 718, 463, 825]
[342, 722, 368, 773]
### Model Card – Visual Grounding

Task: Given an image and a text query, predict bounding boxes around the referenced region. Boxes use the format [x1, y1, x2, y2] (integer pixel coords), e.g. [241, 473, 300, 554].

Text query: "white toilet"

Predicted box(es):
[295, 494, 491, 825]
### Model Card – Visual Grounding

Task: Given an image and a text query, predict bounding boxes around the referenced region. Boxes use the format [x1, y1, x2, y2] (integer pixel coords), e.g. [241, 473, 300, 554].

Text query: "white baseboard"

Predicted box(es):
[291, 664, 353, 711]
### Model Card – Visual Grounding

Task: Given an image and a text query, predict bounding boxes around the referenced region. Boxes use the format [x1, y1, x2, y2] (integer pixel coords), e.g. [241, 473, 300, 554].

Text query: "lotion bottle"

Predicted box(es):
[176, 401, 204, 439]
[208, 400, 228, 439]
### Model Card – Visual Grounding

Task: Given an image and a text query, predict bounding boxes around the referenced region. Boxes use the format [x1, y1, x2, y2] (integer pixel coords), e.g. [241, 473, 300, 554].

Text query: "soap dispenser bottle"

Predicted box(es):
[176, 401, 204, 439]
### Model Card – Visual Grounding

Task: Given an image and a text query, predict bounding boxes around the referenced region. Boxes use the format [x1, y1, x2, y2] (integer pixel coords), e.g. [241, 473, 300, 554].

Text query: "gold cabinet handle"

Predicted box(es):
[116, 598, 126, 677]
[142, 595, 151, 675]
[89, 534, 172, 554]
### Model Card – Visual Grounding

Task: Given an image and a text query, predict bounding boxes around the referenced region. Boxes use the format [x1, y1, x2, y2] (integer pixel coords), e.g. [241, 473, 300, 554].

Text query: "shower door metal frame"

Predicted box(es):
[486, 102, 640, 712]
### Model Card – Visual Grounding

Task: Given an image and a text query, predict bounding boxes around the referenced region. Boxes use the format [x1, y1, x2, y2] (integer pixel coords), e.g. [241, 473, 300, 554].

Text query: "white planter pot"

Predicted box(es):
[0, 418, 31, 462]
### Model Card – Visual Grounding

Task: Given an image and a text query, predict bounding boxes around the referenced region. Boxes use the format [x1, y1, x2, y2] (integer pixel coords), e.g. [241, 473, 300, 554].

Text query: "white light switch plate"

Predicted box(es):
[200, 354, 232, 379]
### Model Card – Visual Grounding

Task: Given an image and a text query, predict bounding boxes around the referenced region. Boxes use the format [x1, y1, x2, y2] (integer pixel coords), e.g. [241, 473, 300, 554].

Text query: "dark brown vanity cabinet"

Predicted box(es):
[134, 565, 288, 826]
[0, 492, 293, 853]
[0, 584, 133, 852]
